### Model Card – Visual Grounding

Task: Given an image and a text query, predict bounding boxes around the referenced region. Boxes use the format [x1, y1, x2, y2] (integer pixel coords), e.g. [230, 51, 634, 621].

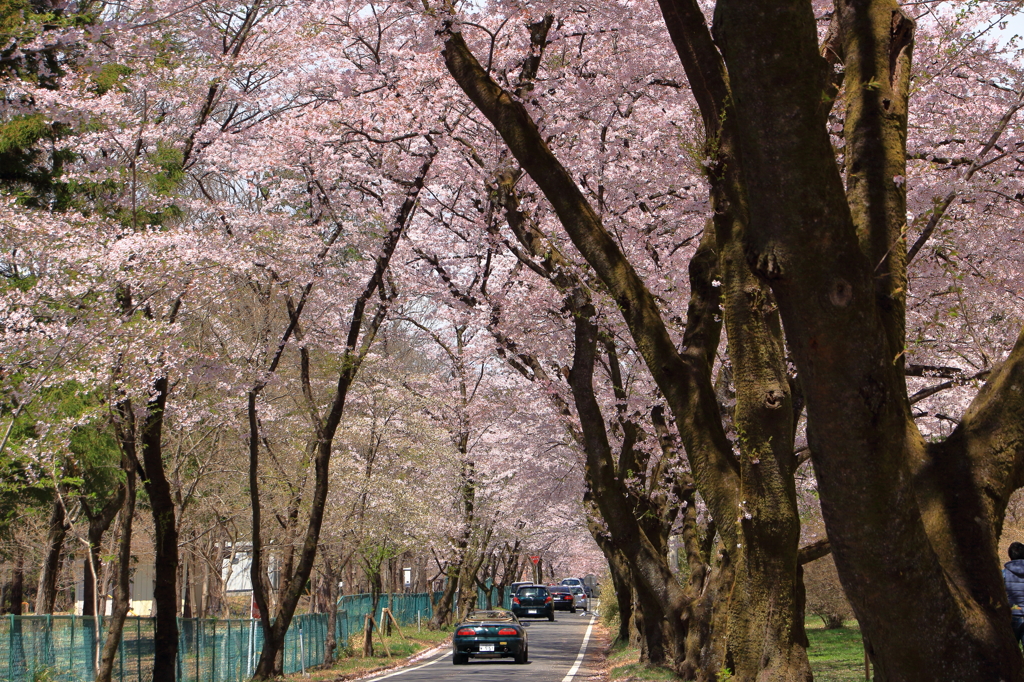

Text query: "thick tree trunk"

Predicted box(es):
[606, 545, 633, 644]
[682, 555, 732, 682]
[715, 202, 806, 681]
[567, 306, 689, 666]
[429, 560, 460, 629]
[455, 542, 489, 621]
[706, 0, 1024, 677]
[633, 575, 669, 664]
[35, 494, 69, 614]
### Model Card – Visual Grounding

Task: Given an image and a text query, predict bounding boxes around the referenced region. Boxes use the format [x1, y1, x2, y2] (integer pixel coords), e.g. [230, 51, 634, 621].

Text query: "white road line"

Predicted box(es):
[361, 648, 450, 680]
[561, 615, 596, 682]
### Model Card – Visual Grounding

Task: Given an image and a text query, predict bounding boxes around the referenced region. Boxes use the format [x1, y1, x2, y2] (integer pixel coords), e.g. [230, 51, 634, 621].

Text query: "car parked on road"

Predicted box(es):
[547, 585, 577, 613]
[511, 585, 554, 620]
[509, 581, 534, 594]
[452, 609, 528, 665]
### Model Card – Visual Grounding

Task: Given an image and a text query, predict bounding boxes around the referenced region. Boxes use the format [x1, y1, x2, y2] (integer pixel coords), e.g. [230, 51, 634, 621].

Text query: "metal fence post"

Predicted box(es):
[211, 620, 216, 682]
[119, 617, 125, 682]
[8, 614, 13, 682]
[177, 617, 183, 682]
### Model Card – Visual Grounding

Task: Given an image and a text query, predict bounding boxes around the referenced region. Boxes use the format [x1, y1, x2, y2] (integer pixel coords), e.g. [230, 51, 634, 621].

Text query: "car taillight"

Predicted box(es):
[545, 596, 552, 603]
[456, 628, 476, 636]
[497, 628, 518, 636]
[512, 597, 519, 604]
[564, 595, 572, 600]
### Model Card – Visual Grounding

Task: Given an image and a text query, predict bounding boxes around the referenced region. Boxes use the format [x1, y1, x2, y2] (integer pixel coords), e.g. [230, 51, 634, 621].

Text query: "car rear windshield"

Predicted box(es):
[549, 587, 569, 593]
[518, 587, 548, 597]
[467, 610, 513, 621]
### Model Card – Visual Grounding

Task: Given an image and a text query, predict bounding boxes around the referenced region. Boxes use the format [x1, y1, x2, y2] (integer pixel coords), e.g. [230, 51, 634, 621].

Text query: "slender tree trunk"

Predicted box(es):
[95, 451, 136, 682]
[200, 550, 211, 618]
[430, 457, 475, 629]
[0, 570, 9, 614]
[81, 499, 125, 621]
[250, 150, 434, 680]
[137, 376, 178, 682]
[9, 549, 24, 614]
[181, 562, 192, 619]
[323, 554, 341, 665]
[83, 497, 124, 619]
[362, 614, 374, 657]
[35, 494, 69, 614]
[368, 564, 382, 627]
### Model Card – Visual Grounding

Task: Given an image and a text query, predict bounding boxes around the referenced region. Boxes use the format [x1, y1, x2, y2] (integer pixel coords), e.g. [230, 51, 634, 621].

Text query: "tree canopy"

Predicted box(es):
[2, 0, 1024, 680]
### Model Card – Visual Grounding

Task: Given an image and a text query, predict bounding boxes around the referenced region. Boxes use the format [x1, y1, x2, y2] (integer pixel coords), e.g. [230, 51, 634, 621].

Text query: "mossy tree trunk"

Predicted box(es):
[693, 0, 1024, 677]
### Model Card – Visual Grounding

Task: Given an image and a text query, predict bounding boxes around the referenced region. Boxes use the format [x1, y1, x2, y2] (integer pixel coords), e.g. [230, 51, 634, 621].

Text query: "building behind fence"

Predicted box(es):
[1, 588, 510, 682]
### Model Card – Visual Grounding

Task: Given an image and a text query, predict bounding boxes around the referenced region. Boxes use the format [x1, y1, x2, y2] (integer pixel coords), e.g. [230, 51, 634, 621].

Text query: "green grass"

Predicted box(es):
[602, 617, 869, 682]
[605, 638, 635, 665]
[806, 617, 868, 682]
[604, 639, 684, 681]
[609, 662, 680, 680]
[279, 626, 453, 681]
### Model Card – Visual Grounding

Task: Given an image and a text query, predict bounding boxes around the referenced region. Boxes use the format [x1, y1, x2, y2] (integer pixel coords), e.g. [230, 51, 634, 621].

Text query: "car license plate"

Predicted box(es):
[480, 644, 494, 652]
[528, 609, 537, 614]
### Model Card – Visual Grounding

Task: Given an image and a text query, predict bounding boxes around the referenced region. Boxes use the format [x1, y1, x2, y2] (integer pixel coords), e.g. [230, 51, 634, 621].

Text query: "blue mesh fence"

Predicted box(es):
[476, 585, 511, 609]
[0, 591, 449, 682]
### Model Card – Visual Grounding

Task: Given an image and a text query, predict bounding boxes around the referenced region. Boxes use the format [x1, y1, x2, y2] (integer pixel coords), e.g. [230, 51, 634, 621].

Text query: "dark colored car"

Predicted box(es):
[511, 585, 554, 620]
[547, 585, 577, 613]
[452, 609, 528, 665]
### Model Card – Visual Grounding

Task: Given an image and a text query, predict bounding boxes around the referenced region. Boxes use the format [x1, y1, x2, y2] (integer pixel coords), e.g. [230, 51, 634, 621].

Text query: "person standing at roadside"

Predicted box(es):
[1003, 542, 1024, 643]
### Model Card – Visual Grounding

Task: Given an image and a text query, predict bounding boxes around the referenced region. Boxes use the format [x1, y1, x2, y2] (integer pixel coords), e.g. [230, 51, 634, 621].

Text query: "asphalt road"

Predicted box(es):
[362, 610, 600, 682]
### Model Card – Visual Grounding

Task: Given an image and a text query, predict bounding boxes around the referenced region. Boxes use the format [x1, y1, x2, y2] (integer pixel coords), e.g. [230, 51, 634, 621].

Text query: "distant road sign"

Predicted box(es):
[530, 555, 540, 565]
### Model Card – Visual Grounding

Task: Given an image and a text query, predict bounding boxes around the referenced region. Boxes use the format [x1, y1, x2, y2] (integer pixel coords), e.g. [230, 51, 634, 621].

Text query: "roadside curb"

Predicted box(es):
[404, 639, 452, 664]
[332, 637, 452, 681]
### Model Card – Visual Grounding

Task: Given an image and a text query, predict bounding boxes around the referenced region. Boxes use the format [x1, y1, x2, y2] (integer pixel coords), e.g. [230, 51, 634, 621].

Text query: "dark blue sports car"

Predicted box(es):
[452, 609, 528, 665]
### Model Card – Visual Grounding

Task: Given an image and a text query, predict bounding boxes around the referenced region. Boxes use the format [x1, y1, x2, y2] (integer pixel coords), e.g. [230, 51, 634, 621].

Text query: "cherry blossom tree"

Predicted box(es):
[437, 0, 1024, 677]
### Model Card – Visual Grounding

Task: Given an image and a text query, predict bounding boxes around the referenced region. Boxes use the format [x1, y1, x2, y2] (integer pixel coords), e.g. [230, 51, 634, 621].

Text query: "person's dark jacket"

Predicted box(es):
[1004, 560, 1024, 607]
